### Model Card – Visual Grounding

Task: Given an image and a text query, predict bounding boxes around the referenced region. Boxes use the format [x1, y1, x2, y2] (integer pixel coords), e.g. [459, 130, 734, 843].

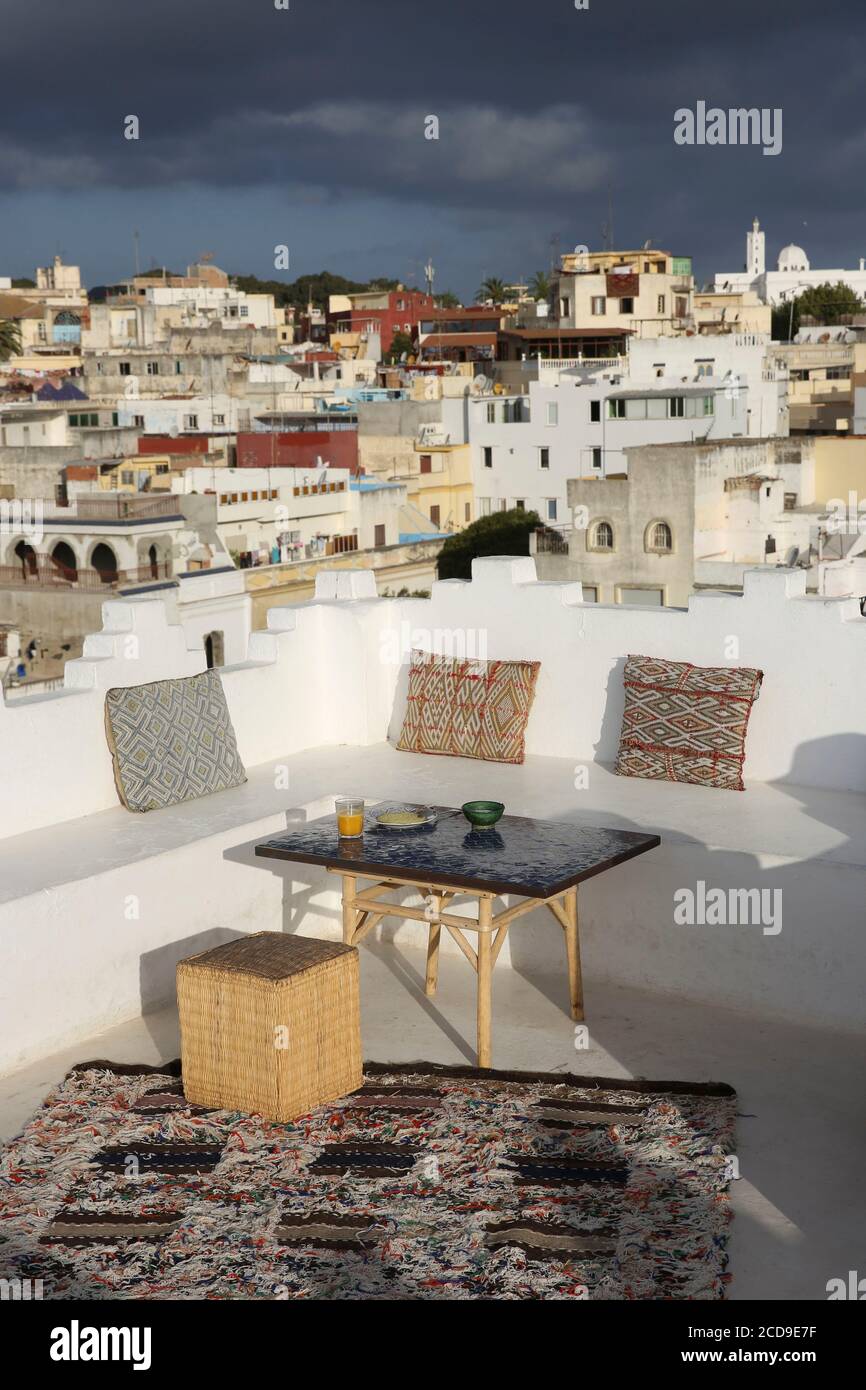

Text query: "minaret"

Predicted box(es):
[746, 217, 765, 278]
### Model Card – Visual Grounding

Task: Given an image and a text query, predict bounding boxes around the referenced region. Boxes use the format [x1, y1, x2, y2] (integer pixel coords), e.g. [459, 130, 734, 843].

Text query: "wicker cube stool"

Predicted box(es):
[177, 932, 363, 1122]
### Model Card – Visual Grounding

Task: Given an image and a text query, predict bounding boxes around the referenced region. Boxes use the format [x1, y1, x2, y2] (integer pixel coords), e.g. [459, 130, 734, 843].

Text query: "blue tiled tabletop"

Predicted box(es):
[256, 806, 660, 899]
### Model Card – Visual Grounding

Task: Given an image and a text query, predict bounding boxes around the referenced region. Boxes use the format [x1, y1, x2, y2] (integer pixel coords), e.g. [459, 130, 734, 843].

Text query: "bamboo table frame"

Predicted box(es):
[334, 868, 583, 1069]
[256, 808, 660, 1071]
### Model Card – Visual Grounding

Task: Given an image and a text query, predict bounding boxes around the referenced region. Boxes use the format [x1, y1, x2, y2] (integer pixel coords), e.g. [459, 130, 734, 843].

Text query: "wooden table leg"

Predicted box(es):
[425, 921, 441, 996]
[341, 874, 356, 945]
[564, 885, 584, 1022]
[476, 894, 493, 1068]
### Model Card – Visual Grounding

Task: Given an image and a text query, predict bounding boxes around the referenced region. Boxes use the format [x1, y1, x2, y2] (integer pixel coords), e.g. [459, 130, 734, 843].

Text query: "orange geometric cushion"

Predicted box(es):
[615, 654, 763, 792]
[397, 650, 541, 764]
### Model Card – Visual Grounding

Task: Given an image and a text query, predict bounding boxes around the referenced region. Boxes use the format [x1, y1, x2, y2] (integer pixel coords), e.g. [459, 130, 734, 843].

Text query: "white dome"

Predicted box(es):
[777, 244, 810, 272]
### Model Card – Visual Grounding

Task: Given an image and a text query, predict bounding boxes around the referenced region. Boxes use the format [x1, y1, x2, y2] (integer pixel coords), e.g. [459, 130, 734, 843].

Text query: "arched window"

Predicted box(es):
[14, 540, 38, 577]
[591, 520, 614, 551]
[646, 520, 673, 553]
[51, 541, 78, 580]
[91, 542, 118, 584]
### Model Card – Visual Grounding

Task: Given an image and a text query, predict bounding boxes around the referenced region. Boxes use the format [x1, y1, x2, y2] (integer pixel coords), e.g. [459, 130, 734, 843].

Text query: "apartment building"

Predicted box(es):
[467, 334, 787, 526]
[553, 246, 695, 339]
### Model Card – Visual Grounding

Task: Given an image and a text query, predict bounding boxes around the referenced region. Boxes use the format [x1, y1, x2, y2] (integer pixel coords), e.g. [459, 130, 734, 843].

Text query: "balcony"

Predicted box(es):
[0, 558, 171, 590]
[0, 558, 863, 1299]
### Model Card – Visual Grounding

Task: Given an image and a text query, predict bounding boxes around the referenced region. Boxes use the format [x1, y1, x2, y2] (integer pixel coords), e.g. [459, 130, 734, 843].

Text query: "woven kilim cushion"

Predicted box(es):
[396, 649, 541, 764]
[615, 654, 763, 792]
[104, 668, 247, 812]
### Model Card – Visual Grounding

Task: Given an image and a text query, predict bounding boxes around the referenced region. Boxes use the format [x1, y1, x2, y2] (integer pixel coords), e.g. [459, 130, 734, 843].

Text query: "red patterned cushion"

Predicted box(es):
[397, 651, 541, 764]
[615, 654, 763, 791]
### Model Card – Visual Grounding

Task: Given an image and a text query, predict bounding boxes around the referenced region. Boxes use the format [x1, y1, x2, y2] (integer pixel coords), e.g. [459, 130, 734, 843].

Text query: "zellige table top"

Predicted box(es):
[255, 805, 660, 899]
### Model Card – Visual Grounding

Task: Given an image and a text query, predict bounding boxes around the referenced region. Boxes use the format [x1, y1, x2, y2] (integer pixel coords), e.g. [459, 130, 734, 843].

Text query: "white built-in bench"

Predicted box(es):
[1, 557, 864, 1073]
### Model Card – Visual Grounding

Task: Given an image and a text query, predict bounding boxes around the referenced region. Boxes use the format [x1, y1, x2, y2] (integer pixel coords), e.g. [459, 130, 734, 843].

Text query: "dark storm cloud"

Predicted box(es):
[2, 0, 866, 281]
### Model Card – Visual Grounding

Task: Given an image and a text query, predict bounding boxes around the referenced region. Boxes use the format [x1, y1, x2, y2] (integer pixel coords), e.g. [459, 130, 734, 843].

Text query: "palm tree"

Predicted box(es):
[528, 270, 551, 302]
[0, 319, 22, 362]
[477, 277, 507, 305]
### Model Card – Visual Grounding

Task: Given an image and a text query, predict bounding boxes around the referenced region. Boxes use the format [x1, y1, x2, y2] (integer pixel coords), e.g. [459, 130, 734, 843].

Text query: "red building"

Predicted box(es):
[328, 286, 435, 354]
[236, 420, 359, 474]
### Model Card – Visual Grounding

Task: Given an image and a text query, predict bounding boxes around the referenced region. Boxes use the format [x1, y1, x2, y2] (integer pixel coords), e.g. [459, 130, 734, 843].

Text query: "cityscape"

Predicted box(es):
[0, 0, 863, 1336]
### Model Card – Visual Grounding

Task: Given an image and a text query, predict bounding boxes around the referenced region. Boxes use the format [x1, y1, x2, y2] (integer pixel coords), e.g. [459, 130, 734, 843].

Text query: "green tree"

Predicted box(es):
[0, 319, 22, 361]
[437, 507, 541, 580]
[385, 330, 415, 363]
[528, 270, 551, 302]
[477, 277, 507, 305]
[435, 291, 460, 309]
[772, 281, 864, 340]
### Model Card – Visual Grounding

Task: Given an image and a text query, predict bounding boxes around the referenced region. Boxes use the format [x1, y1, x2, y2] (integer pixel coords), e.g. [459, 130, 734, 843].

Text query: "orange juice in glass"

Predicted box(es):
[336, 797, 365, 838]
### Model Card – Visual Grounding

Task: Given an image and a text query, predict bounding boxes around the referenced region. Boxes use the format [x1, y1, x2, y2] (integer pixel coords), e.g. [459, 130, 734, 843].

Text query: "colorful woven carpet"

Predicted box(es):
[0, 1061, 735, 1300]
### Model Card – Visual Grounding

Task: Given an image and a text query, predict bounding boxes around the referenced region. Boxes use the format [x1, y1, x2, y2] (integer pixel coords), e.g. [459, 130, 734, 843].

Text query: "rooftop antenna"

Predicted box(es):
[424, 259, 435, 297]
[133, 229, 141, 277]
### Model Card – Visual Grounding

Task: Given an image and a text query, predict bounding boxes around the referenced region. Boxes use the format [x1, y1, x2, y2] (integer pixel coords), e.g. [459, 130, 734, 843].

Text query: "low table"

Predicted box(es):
[256, 807, 660, 1069]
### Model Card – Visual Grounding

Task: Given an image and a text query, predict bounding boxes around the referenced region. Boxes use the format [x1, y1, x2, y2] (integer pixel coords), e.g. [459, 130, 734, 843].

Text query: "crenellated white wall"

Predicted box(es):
[0, 557, 864, 843]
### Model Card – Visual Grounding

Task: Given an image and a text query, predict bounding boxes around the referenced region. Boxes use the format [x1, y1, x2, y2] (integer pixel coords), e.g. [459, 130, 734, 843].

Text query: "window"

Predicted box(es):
[184, 414, 199, 430]
[657, 295, 666, 314]
[559, 296, 571, 317]
[464, 502, 471, 522]
[397, 298, 405, 311]
[146, 361, 159, 375]
[251, 491, 259, 501]
[479, 497, 491, 517]
[607, 399, 626, 419]
[668, 397, 685, 417]
[515, 499, 525, 511]
[430, 505, 440, 527]
[155, 463, 169, 474]
[121, 471, 134, 486]
[239, 305, 249, 317]
[582, 585, 598, 602]
[111, 412, 119, 427]
[590, 400, 601, 422]
[625, 399, 647, 420]
[591, 296, 606, 315]
[486, 402, 496, 423]
[133, 414, 144, 428]
[591, 520, 614, 550]
[591, 446, 602, 470]
[241, 492, 249, 502]
[675, 296, 688, 318]
[539, 447, 550, 469]
[119, 362, 131, 376]
[213, 413, 225, 426]
[702, 394, 714, 416]
[547, 499, 557, 521]
[619, 297, 634, 314]
[175, 361, 182, 374]
[420, 454, 432, 474]
[483, 447, 493, 468]
[646, 520, 673, 553]
[498, 499, 508, 512]
[546, 402, 558, 426]
[784, 492, 797, 511]
[647, 398, 667, 420]
[374, 524, 386, 547]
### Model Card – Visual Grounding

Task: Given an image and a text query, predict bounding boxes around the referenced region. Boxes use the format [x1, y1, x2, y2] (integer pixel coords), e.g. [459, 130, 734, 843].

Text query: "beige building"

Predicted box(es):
[554, 247, 694, 340]
[693, 288, 771, 336]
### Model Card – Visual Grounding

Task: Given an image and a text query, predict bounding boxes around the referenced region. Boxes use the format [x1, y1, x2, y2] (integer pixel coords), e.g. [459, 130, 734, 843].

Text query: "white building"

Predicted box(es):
[467, 334, 788, 524]
[715, 218, 866, 307]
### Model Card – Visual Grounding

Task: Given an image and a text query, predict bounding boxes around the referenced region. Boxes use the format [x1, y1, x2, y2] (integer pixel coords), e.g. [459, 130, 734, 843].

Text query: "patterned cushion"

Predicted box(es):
[396, 650, 540, 764]
[615, 654, 763, 792]
[104, 668, 247, 812]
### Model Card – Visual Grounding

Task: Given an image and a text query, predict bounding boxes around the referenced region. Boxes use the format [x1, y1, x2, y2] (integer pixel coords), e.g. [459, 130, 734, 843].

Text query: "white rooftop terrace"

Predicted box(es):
[0, 556, 864, 1298]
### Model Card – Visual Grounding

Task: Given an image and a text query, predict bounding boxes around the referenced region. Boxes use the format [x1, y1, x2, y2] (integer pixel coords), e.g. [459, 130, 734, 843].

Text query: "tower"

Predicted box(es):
[746, 217, 765, 278]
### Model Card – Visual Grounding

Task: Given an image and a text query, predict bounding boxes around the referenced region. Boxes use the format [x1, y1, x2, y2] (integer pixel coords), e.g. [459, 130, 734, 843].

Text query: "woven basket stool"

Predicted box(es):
[177, 932, 363, 1122]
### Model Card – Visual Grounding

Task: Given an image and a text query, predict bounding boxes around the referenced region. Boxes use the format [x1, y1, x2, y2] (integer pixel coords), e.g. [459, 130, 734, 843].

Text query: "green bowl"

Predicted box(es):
[461, 800, 505, 828]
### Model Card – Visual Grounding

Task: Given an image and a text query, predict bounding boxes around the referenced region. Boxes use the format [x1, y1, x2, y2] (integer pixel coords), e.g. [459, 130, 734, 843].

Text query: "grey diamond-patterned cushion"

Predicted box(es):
[104, 669, 247, 812]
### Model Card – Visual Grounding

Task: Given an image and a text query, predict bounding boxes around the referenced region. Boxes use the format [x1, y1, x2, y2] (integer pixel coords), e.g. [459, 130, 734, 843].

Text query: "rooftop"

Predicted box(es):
[0, 557, 862, 1300]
